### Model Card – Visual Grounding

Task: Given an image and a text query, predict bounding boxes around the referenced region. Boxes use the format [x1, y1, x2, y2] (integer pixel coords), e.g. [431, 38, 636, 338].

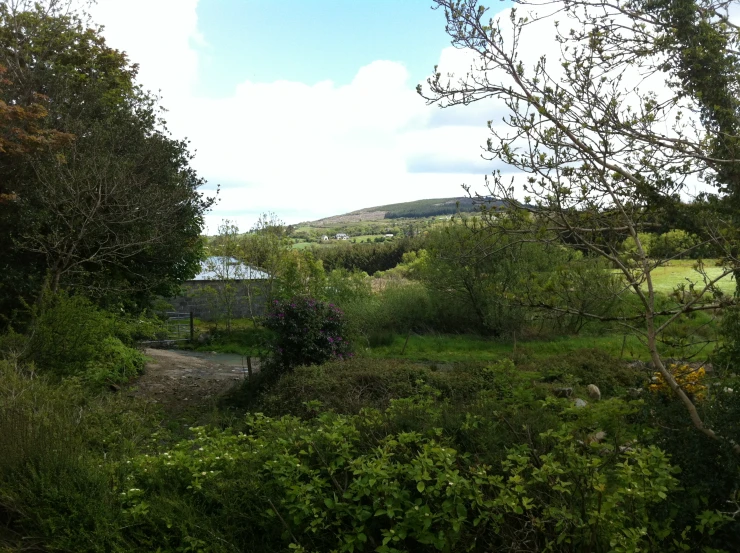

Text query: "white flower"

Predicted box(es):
[724, 387, 734, 393]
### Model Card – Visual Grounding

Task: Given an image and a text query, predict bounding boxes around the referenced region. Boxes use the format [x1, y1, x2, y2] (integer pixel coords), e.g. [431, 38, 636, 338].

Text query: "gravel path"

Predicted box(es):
[127, 348, 258, 413]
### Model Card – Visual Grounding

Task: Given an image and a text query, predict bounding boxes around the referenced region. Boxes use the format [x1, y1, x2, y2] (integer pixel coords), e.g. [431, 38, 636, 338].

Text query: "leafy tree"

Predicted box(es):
[420, 0, 740, 450]
[199, 221, 250, 332]
[0, 1, 213, 319]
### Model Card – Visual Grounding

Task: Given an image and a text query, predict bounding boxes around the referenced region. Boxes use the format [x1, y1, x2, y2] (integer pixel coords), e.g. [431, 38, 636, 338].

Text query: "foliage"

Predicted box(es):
[388, 222, 623, 336]
[263, 297, 352, 373]
[274, 250, 327, 302]
[713, 307, 740, 373]
[118, 403, 679, 553]
[325, 268, 373, 307]
[27, 290, 114, 376]
[649, 364, 708, 401]
[258, 358, 501, 417]
[0, 359, 163, 552]
[0, 2, 212, 320]
[19, 290, 146, 384]
[312, 236, 426, 275]
[421, 0, 740, 450]
[525, 348, 646, 396]
[85, 336, 147, 387]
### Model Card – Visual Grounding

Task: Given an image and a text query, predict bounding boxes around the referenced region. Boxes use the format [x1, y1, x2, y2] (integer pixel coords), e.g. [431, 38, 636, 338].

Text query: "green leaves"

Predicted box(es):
[117, 401, 678, 553]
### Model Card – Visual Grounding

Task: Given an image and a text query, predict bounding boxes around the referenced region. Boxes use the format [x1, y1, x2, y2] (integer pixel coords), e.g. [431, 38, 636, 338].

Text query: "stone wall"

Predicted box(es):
[166, 280, 269, 321]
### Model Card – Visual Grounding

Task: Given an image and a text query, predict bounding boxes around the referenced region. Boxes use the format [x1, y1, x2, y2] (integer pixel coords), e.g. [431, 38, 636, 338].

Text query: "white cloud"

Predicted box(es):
[95, 1, 695, 233]
[88, 0, 500, 233]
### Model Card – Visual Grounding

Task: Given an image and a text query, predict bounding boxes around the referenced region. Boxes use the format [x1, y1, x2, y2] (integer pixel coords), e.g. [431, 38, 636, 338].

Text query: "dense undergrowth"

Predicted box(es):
[3, 309, 740, 552]
[1, 255, 739, 551]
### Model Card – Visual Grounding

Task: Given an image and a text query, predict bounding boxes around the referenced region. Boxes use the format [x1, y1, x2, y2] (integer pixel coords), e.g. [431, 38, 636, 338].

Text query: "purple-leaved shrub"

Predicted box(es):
[264, 297, 352, 372]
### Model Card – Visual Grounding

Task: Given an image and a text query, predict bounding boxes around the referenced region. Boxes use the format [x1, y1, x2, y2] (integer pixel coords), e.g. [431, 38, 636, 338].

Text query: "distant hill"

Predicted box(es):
[305, 196, 504, 226]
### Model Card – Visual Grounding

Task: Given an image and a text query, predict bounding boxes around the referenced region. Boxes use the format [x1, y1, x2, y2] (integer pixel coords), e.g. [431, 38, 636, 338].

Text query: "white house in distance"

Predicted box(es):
[321, 235, 329, 242]
[335, 233, 349, 240]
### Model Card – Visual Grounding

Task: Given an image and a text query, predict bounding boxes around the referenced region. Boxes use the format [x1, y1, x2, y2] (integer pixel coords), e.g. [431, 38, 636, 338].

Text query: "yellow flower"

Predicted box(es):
[649, 364, 706, 401]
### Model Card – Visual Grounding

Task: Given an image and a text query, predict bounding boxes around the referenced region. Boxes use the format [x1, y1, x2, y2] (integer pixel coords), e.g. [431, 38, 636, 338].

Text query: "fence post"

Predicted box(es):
[247, 356, 253, 381]
[189, 311, 194, 342]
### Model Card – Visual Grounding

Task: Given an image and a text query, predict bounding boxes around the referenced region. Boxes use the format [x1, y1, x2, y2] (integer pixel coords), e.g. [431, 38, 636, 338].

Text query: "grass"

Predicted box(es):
[364, 326, 718, 364]
[350, 234, 388, 243]
[633, 259, 735, 294]
[179, 317, 271, 356]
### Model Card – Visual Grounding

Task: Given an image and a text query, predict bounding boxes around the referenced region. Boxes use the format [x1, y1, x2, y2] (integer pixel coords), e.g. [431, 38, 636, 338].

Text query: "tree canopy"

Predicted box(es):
[0, 1, 213, 320]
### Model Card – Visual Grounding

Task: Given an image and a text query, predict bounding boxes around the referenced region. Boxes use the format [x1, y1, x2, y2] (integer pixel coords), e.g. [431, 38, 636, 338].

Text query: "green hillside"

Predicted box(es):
[304, 196, 501, 226]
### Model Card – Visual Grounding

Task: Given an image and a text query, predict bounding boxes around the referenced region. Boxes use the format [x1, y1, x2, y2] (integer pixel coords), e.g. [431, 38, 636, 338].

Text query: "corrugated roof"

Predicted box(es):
[191, 256, 270, 281]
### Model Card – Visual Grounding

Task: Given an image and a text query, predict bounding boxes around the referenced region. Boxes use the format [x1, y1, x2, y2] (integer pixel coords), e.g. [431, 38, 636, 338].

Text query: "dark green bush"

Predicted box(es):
[526, 348, 646, 396]
[85, 336, 147, 386]
[0, 360, 162, 552]
[264, 296, 352, 372]
[21, 291, 147, 385]
[255, 357, 534, 417]
[28, 291, 114, 376]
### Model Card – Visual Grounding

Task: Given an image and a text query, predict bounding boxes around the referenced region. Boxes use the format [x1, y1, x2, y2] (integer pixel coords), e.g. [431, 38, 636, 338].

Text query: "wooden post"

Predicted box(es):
[620, 335, 627, 358]
[401, 331, 411, 355]
[247, 356, 253, 380]
[189, 311, 194, 342]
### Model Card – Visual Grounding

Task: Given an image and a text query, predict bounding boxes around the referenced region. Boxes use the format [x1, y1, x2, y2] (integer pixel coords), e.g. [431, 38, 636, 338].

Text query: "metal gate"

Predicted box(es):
[139, 311, 193, 345]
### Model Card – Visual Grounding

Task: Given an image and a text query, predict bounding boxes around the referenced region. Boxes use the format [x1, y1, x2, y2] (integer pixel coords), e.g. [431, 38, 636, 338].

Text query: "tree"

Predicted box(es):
[0, 1, 213, 318]
[240, 213, 294, 302]
[199, 221, 249, 333]
[420, 0, 740, 450]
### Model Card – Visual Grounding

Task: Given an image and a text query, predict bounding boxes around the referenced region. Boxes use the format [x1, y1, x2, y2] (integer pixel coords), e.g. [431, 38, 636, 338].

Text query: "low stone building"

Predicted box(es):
[167, 257, 271, 321]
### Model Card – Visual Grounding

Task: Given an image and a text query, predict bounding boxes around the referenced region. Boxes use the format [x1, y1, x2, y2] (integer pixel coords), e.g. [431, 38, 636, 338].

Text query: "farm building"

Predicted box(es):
[167, 257, 271, 320]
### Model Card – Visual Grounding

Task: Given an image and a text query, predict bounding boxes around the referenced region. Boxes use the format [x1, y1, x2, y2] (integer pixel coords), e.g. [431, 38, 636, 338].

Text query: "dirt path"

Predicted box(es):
[128, 348, 258, 413]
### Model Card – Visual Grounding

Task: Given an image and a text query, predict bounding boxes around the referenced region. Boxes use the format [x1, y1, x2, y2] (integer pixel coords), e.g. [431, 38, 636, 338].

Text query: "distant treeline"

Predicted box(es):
[312, 237, 425, 274]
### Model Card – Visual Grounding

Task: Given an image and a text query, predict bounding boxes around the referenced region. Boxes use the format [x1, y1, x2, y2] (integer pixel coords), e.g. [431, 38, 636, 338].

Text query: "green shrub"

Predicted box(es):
[264, 296, 352, 372]
[85, 336, 147, 386]
[351, 281, 436, 337]
[120, 408, 678, 553]
[21, 291, 148, 385]
[0, 360, 162, 552]
[637, 375, 740, 548]
[28, 291, 114, 376]
[527, 348, 646, 396]
[255, 358, 538, 418]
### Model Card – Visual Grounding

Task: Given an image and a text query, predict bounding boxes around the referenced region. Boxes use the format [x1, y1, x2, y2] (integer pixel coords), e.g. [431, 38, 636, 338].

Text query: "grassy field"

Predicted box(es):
[349, 234, 388, 243]
[363, 325, 716, 364]
[647, 259, 735, 294]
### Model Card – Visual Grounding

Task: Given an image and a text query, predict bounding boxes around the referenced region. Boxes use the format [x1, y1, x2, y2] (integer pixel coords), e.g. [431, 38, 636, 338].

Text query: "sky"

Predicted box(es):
[87, 0, 513, 233]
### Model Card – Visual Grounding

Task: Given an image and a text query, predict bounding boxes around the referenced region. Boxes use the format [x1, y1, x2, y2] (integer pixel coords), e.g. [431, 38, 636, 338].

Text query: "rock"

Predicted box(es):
[587, 430, 607, 444]
[553, 387, 573, 398]
[587, 384, 601, 401]
[197, 332, 210, 344]
[574, 398, 588, 408]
